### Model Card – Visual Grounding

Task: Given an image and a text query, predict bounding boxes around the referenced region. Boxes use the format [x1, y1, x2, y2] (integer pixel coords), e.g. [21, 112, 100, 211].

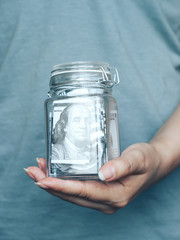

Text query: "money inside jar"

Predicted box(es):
[45, 61, 120, 180]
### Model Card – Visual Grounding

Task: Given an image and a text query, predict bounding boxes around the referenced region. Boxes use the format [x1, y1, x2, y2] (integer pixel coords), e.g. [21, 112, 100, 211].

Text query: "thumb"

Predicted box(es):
[98, 149, 146, 182]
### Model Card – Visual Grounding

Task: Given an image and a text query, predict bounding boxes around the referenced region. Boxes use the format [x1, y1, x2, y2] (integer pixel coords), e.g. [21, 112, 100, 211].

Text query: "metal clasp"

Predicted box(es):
[110, 67, 120, 85]
[100, 65, 120, 86]
[99, 66, 109, 83]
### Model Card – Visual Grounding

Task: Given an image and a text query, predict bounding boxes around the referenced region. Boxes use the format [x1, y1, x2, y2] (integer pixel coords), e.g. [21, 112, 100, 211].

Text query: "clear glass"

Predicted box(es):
[45, 61, 120, 180]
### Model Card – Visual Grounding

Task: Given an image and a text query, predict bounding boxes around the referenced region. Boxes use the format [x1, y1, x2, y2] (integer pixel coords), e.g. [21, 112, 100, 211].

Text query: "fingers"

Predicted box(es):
[36, 158, 46, 173]
[25, 165, 125, 204]
[24, 166, 46, 182]
[24, 144, 153, 212]
[45, 189, 117, 214]
[25, 163, 118, 213]
[24, 167, 117, 214]
[24, 158, 46, 181]
[35, 177, 123, 203]
[24, 156, 148, 211]
[99, 144, 148, 182]
[35, 176, 145, 209]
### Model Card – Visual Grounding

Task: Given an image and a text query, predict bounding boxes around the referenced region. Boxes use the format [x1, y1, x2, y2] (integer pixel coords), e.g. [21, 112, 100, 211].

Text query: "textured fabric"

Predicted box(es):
[0, 0, 180, 239]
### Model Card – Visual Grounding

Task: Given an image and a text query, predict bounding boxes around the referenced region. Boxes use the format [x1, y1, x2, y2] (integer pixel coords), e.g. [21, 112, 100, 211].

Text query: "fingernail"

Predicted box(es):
[24, 168, 35, 180]
[34, 182, 49, 189]
[36, 158, 40, 164]
[36, 158, 42, 169]
[98, 166, 115, 181]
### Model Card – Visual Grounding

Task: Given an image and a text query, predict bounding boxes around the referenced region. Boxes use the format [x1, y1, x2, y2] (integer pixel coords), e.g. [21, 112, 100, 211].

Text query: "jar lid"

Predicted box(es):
[50, 61, 119, 89]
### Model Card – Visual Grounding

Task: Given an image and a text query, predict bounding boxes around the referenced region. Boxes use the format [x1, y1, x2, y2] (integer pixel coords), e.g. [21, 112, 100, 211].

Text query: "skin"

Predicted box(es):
[25, 103, 180, 214]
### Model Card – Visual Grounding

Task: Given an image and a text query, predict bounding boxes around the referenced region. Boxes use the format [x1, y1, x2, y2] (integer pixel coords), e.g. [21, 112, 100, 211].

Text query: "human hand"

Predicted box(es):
[24, 142, 167, 214]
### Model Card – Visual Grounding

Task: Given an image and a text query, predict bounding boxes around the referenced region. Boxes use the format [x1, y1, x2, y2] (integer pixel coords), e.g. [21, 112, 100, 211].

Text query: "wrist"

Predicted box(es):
[149, 137, 180, 176]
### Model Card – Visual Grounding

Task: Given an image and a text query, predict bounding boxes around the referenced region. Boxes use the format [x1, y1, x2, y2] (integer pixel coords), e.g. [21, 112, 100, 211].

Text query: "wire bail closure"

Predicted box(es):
[50, 62, 120, 89]
[100, 65, 120, 86]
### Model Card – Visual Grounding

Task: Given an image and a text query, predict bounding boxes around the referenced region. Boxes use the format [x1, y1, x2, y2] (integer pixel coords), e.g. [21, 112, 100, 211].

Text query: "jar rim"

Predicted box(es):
[51, 61, 110, 73]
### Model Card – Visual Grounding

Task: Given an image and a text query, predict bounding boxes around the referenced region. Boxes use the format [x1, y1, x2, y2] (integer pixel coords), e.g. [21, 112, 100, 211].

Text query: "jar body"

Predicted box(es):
[45, 62, 120, 180]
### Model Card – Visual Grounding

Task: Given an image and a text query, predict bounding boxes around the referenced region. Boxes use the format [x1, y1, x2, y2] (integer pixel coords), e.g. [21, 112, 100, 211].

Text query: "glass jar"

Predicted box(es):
[45, 61, 120, 180]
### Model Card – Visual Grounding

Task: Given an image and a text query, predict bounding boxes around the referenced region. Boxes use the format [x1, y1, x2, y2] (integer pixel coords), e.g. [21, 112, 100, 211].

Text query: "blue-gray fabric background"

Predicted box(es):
[0, 0, 180, 239]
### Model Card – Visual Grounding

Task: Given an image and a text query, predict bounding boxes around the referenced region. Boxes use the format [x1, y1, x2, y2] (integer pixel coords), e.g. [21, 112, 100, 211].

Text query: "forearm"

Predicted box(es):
[150, 103, 180, 175]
